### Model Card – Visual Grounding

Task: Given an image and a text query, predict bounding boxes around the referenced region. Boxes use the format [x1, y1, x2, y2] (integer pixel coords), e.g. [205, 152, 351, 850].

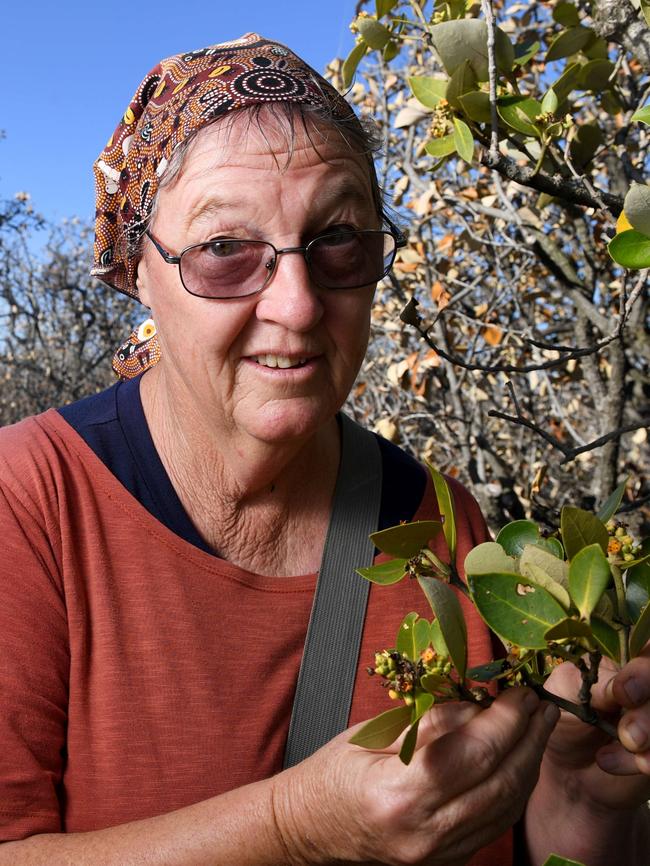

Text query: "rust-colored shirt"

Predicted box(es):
[0, 410, 511, 864]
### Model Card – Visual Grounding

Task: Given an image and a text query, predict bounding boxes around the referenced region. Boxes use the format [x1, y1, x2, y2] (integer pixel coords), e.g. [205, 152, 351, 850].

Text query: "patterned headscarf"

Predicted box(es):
[91, 32, 360, 301]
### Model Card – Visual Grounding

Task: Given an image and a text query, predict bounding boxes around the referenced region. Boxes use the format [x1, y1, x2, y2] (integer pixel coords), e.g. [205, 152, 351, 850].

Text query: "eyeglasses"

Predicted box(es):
[145, 224, 406, 300]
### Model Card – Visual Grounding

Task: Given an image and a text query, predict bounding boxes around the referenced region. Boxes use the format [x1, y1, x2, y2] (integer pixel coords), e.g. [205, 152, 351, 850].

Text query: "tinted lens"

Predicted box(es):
[308, 231, 395, 289]
[180, 240, 274, 298]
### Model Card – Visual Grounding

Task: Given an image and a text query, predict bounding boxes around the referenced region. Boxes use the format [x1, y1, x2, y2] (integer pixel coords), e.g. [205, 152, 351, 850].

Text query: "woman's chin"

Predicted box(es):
[234, 399, 337, 446]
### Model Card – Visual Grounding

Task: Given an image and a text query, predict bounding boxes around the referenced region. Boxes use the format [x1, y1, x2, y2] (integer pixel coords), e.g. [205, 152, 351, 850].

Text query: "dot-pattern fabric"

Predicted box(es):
[91, 32, 357, 300]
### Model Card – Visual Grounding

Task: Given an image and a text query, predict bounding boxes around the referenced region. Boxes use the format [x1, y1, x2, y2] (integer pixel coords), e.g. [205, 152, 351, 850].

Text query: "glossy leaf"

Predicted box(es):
[397, 612, 431, 660]
[623, 182, 650, 237]
[543, 854, 586, 866]
[417, 575, 467, 680]
[409, 76, 447, 108]
[578, 59, 615, 91]
[469, 572, 566, 649]
[513, 40, 540, 67]
[399, 718, 419, 764]
[430, 618, 449, 657]
[584, 35, 608, 60]
[464, 541, 517, 577]
[429, 19, 514, 80]
[426, 135, 457, 158]
[356, 558, 407, 585]
[546, 26, 593, 62]
[590, 616, 621, 662]
[535, 536, 565, 558]
[348, 704, 412, 749]
[626, 540, 650, 622]
[453, 118, 474, 163]
[632, 105, 650, 125]
[560, 507, 608, 561]
[371, 520, 442, 558]
[642, 0, 650, 27]
[541, 87, 559, 114]
[601, 90, 623, 115]
[569, 123, 603, 170]
[608, 230, 650, 269]
[519, 561, 571, 610]
[568, 544, 611, 620]
[467, 659, 507, 682]
[597, 478, 628, 523]
[630, 601, 650, 658]
[496, 520, 540, 557]
[497, 96, 541, 137]
[420, 671, 451, 694]
[342, 42, 367, 88]
[552, 62, 582, 102]
[520, 543, 569, 584]
[376, 0, 397, 16]
[356, 16, 391, 50]
[414, 690, 434, 721]
[458, 91, 492, 123]
[427, 464, 457, 561]
[383, 40, 399, 62]
[445, 60, 478, 111]
[545, 617, 594, 641]
[553, 3, 580, 26]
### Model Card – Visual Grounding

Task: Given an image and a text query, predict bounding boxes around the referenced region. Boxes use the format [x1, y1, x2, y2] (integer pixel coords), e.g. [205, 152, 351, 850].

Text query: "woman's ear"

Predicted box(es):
[135, 258, 152, 309]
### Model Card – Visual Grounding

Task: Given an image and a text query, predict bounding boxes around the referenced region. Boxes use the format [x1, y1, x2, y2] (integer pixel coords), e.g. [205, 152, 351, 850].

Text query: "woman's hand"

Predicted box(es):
[273, 687, 559, 866]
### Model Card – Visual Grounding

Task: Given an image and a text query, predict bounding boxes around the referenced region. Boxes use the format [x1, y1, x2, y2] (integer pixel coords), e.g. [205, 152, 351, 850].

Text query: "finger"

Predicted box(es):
[596, 742, 650, 776]
[601, 655, 650, 713]
[420, 702, 560, 861]
[411, 687, 541, 805]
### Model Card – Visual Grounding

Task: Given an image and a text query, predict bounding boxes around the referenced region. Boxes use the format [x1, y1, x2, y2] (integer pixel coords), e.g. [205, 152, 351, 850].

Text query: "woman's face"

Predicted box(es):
[137, 114, 380, 446]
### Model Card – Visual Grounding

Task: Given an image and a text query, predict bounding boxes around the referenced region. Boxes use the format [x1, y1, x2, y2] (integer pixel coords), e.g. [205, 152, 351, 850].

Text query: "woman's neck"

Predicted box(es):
[139, 367, 340, 575]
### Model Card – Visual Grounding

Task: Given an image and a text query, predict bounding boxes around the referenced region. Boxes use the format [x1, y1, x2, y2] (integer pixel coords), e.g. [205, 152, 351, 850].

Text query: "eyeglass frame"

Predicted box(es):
[144, 217, 407, 300]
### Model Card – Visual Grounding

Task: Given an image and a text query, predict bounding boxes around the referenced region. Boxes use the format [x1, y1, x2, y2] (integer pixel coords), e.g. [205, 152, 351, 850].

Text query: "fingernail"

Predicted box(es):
[524, 691, 539, 714]
[597, 750, 622, 772]
[623, 720, 647, 750]
[544, 703, 560, 725]
[623, 677, 647, 706]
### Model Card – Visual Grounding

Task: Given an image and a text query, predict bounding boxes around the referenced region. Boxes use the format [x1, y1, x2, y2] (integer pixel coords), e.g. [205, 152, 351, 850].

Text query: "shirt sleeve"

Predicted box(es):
[0, 456, 68, 840]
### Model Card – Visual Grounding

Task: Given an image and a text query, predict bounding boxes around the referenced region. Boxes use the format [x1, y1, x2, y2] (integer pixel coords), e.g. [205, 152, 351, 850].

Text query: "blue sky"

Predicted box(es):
[1, 1, 356, 223]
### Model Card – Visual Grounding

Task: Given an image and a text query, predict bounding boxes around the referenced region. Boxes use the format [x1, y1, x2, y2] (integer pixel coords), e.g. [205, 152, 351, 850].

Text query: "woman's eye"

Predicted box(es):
[206, 240, 241, 258]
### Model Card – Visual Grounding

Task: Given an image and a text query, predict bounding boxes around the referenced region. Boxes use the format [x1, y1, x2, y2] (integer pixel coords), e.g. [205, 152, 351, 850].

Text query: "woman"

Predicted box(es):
[0, 32, 648, 866]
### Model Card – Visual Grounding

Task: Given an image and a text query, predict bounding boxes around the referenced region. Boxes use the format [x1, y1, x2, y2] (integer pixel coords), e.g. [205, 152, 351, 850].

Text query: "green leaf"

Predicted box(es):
[497, 96, 541, 137]
[417, 575, 467, 680]
[641, 0, 650, 27]
[626, 540, 650, 622]
[513, 40, 540, 67]
[545, 617, 594, 641]
[535, 536, 565, 558]
[520, 544, 568, 584]
[584, 35, 608, 60]
[632, 105, 650, 125]
[552, 62, 583, 103]
[427, 464, 457, 561]
[468, 572, 567, 649]
[597, 478, 628, 523]
[356, 16, 391, 50]
[601, 90, 623, 115]
[371, 520, 442, 558]
[376, 0, 397, 16]
[608, 230, 650, 269]
[568, 544, 611, 621]
[453, 117, 474, 163]
[590, 615, 621, 662]
[553, 2, 580, 26]
[546, 26, 593, 62]
[383, 40, 400, 62]
[429, 19, 514, 81]
[496, 520, 540, 557]
[541, 87, 559, 114]
[578, 59, 615, 91]
[420, 671, 451, 693]
[342, 42, 367, 88]
[543, 854, 587, 866]
[519, 560, 571, 610]
[425, 135, 457, 158]
[445, 59, 478, 111]
[414, 690, 434, 721]
[465, 541, 517, 577]
[409, 75, 448, 109]
[569, 123, 603, 170]
[396, 612, 431, 660]
[348, 704, 413, 749]
[561, 506, 608, 561]
[356, 558, 407, 585]
[623, 182, 650, 236]
[630, 601, 650, 658]
[430, 617, 449, 657]
[467, 659, 507, 682]
[458, 91, 492, 123]
[398, 718, 420, 764]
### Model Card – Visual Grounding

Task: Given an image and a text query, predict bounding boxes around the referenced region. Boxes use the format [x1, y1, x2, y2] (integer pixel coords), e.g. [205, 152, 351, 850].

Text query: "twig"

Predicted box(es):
[481, 0, 500, 164]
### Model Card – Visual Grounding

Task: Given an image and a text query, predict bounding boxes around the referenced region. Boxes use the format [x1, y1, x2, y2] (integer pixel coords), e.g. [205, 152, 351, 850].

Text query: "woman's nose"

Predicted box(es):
[256, 249, 324, 332]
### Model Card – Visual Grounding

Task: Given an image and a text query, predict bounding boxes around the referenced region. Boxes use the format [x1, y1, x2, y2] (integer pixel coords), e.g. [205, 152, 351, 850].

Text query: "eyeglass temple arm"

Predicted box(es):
[145, 230, 181, 264]
[383, 214, 407, 249]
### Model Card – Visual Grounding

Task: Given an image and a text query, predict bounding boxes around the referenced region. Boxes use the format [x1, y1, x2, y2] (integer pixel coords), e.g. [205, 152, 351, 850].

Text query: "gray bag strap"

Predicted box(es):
[283, 412, 383, 768]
